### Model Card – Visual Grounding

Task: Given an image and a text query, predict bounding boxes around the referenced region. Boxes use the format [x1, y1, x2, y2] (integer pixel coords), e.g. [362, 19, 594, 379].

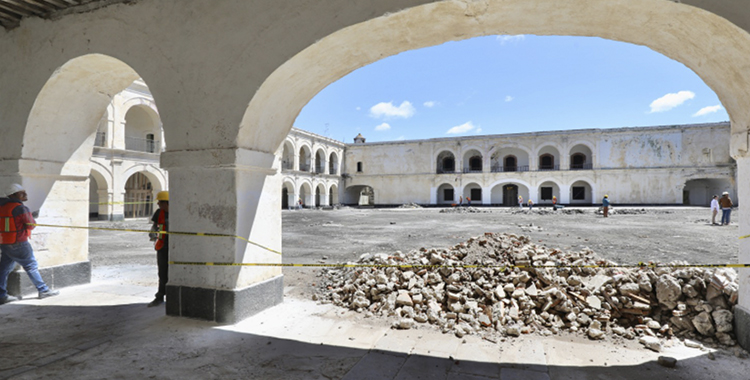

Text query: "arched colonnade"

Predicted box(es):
[1, 1, 750, 342]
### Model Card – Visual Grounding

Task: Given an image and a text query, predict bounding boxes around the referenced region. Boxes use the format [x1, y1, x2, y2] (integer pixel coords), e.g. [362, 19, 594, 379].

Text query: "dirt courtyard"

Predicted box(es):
[278, 206, 739, 299]
[89, 206, 739, 298]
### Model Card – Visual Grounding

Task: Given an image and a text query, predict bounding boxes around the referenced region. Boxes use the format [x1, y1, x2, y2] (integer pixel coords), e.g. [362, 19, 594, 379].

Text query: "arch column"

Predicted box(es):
[0, 159, 92, 297]
[96, 189, 113, 220]
[735, 155, 750, 349]
[160, 148, 283, 323]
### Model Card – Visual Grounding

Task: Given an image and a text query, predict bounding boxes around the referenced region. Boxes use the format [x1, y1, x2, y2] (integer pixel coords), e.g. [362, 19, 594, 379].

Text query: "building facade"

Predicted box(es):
[342, 123, 735, 207]
[89, 84, 734, 218]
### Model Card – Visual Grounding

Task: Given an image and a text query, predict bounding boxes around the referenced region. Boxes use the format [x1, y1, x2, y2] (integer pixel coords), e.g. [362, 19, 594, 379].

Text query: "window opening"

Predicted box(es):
[541, 187, 553, 200]
[572, 186, 586, 200]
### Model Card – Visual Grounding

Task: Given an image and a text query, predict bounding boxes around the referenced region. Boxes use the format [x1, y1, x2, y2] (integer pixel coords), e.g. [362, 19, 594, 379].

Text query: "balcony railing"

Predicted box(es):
[570, 163, 593, 170]
[299, 164, 310, 172]
[94, 132, 106, 147]
[125, 136, 161, 153]
[436, 168, 456, 174]
[490, 165, 529, 173]
[538, 164, 559, 171]
[462, 167, 483, 173]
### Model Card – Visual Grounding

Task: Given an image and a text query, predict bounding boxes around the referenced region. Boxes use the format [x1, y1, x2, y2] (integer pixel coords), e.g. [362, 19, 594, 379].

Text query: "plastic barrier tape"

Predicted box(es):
[28, 223, 282, 256]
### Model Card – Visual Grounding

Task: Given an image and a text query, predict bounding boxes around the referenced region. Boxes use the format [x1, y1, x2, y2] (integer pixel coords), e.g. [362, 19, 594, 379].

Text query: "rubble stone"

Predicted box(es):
[320, 232, 739, 350]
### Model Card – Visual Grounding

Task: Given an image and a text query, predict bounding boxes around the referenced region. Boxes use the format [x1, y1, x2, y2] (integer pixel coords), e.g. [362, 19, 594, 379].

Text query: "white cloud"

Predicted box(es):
[355, 106, 361, 111]
[369, 101, 416, 119]
[505, 96, 514, 102]
[692, 105, 723, 117]
[649, 91, 695, 113]
[497, 35, 525, 45]
[374, 122, 391, 131]
[446, 121, 477, 135]
[423, 101, 436, 108]
[476, 127, 483, 134]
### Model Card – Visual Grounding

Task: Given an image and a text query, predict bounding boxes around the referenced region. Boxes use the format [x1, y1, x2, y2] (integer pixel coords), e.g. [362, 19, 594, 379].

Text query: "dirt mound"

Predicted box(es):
[440, 207, 491, 214]
[398, 203, 422, 209]
[320, 232, 738, 349]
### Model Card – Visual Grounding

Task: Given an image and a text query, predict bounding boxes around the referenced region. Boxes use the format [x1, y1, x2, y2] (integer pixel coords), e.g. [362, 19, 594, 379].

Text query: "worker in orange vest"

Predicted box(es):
[148, 190, 169, 307]
[0, 183, 59, 304]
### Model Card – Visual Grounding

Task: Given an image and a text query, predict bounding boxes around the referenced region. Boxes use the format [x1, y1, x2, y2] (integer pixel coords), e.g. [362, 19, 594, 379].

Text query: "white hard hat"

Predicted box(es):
[722, 191, 729, 195]
[4, 183, 24, 197]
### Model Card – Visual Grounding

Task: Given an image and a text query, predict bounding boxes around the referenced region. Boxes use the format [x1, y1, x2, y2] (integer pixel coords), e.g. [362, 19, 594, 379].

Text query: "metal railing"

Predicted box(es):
[125, 136, 160, 153]
[436, 168, 456, 174]
[570, 163, 593, 170]
[538, 164, 559, 171]
[491, 165, 529, 173]
[463, 167, 483, 173]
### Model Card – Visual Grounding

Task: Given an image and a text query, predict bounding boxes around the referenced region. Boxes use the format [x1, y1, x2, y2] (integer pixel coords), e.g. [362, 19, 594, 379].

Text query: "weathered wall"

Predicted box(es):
[344, 124, 735, 205]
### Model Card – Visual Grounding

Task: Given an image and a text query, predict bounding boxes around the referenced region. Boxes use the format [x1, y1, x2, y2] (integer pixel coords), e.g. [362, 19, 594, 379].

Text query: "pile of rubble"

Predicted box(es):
[319, 233, 739, 350]
[398, 203, 423, 209]
[440, 207, 491, 214]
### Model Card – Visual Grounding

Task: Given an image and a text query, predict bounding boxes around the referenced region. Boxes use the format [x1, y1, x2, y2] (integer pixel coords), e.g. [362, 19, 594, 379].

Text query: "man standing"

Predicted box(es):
[518, 195, 523, 209]
[710, 195, 720, 225]
[602, 195, 610, 218]
[719, 191, 733, 226]
[0, 183, 59, 304]
[552, 196, 558, 211]
[148, 191, 169, 307]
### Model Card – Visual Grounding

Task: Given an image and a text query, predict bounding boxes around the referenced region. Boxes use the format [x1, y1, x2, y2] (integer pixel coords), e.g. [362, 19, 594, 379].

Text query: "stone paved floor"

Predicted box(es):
[1, 276, 749, 380]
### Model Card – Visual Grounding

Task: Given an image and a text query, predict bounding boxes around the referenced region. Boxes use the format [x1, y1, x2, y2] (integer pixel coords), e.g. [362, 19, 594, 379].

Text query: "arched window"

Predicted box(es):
[504, 156, 517, 172]
[571, 153, 586, 169]
[469, 156, 482, 171]
[539, 154, 555, 170]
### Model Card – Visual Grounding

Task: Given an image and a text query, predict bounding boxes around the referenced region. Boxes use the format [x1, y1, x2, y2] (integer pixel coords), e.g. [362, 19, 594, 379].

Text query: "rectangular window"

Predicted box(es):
[357, 162, 363, 172]
[444, 188, 454, 201]
[572, 186, 586, 200]
[470, 188, 482, 201]
[541, 187, 553, 200]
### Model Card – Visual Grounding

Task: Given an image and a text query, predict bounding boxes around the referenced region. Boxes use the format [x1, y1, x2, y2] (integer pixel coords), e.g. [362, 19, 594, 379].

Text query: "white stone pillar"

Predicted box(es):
[735, 155, 750, 349]
[0, 159, 92, 297]
[161, 148, 282, 323]
[482, 187, 491, 205]
[560, 183, 571, 204]
[96, 189, 112, 220]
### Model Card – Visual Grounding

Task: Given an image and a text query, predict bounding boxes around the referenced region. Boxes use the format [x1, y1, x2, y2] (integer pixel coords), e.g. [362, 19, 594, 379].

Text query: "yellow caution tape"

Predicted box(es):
[91, 201, 154, 205]
[739, 234, 750, 239]
[168, 261, 750, 269]
[28, 223, 282, 256]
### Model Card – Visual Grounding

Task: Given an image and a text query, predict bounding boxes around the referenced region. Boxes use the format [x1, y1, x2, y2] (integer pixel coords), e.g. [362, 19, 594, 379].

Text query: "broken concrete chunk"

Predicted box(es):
[640, 336, 662, 352]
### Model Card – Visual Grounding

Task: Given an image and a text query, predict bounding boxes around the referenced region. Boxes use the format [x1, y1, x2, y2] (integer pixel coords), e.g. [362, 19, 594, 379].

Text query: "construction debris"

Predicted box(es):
[398, 203, 423, 209]
[440, 207, 491, 214]
[319, 232, 739, 350]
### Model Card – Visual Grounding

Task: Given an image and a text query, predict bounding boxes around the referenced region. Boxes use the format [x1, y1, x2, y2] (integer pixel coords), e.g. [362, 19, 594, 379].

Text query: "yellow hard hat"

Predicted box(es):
[156, 191, 169, 202]
[604, 195, 608, 198]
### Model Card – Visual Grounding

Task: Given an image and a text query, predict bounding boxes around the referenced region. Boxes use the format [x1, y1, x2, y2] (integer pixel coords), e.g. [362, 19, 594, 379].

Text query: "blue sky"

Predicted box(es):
[294, 35, 728, 143]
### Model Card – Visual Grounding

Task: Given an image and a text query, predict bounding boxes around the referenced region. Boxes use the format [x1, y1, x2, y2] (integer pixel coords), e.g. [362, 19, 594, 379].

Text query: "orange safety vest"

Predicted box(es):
[154, 209, 167, 251]
[0, 202, 21, 244]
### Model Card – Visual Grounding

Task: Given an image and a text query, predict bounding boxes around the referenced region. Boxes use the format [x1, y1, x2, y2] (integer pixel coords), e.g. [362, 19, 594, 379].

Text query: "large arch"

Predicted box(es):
[5, 0, 750, 328]
[5, 54, 142, 287]
[240, 0, 750, 161]
[490, 179, 532, 206]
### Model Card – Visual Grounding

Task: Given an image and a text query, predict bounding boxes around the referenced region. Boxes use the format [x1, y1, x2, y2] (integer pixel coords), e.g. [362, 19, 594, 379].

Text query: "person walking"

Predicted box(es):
[0, 183, 59, 304]
[148, 190, 169, 307]
[552, 196, 558, 211]
[528, 199, 534, 211]
[602, 195, 610, 218]
[719, 191, 733, 226]
[710, 195, 720, 225]
[518, 195, 523, 209]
